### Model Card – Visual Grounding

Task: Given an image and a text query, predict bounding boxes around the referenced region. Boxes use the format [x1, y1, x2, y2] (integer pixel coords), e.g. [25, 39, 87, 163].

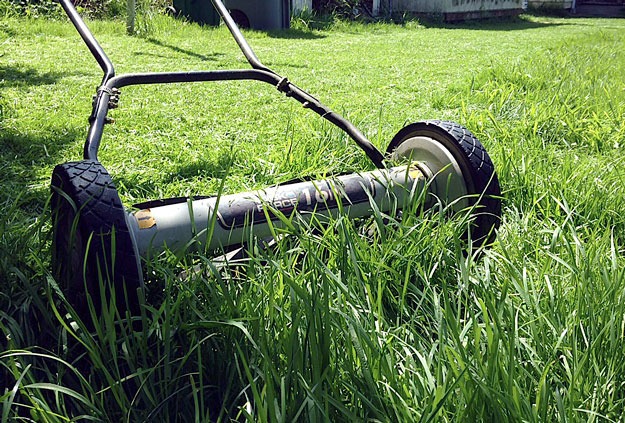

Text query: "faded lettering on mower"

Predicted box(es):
[255, 190, 299, 213]
[216, 177, 373, 230]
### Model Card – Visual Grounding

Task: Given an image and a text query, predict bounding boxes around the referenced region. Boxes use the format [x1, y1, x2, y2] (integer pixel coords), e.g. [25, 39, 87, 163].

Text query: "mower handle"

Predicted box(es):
[57, 0, 386, 168]
[210, 0, 270, 73]
[58, 0, 114, 85]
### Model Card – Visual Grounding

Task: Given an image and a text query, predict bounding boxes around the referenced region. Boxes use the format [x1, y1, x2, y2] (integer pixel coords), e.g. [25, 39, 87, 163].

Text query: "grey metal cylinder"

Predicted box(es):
[126, 165, 429, 258]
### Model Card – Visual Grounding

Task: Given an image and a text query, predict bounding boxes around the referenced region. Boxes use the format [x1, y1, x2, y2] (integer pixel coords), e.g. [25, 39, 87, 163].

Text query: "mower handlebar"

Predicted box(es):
[58, 0, 387, 169]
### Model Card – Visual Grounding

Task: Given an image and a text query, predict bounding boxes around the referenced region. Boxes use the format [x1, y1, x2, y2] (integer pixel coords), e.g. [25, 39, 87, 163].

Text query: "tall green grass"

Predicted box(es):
[2, 12, 625, 421]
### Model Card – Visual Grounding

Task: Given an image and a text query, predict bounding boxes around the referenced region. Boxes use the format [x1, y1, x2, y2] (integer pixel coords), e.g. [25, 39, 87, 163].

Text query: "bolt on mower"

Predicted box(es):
[51, 0, 502, 318]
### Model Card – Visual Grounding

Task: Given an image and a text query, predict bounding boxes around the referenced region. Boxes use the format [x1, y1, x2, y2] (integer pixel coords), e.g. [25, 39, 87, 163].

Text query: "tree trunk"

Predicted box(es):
[127, 0, 136, 35]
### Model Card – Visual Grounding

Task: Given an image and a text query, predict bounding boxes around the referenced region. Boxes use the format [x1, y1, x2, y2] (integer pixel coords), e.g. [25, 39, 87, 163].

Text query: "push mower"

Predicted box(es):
[51, 0, 502, 317]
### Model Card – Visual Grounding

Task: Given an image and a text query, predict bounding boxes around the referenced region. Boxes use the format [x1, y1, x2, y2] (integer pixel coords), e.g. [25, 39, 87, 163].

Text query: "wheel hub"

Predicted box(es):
[390, 135, 469, 212]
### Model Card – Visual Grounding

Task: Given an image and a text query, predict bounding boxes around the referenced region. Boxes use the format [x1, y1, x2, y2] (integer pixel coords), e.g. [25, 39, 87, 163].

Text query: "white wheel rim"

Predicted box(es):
[391, 136, 469, 212]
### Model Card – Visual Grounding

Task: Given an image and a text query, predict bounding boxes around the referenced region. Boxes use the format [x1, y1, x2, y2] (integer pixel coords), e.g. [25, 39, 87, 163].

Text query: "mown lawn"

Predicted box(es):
[1, 11, 625, 421]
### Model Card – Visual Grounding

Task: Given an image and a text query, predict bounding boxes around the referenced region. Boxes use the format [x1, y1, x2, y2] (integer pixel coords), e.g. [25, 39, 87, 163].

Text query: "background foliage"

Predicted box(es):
[0, 0, 171, 18]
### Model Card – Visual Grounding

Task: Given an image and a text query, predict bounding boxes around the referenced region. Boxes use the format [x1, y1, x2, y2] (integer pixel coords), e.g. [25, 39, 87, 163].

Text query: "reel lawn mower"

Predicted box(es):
[51, 0, 502, 317]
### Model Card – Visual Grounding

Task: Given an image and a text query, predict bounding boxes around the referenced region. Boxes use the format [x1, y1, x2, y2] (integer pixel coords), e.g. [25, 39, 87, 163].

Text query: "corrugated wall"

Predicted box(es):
[527, 0, 573, 9]
[394, 0, 523, 13]
[296, 0, 525, 16]
[292, 0, 312, 13]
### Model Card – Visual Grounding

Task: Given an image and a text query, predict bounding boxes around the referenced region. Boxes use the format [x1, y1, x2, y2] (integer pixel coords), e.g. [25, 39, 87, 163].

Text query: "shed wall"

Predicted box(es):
[394, 0, 523, 13]
[527, 0, 573, 9]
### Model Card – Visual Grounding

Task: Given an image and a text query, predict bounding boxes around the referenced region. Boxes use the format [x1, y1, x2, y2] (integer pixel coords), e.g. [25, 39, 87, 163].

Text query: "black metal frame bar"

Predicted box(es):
[58, 0, 386, 168]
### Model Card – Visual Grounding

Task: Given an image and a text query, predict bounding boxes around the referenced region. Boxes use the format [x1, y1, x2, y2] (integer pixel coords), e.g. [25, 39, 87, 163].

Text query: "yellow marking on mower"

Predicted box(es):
[408, 166, 424, 180]
[135, 209, 156, 229]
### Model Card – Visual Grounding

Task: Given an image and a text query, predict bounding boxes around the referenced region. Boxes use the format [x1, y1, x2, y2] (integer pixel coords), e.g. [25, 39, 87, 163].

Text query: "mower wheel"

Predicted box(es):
[386, 120, 502, 247]
[51, 160, 142, 319]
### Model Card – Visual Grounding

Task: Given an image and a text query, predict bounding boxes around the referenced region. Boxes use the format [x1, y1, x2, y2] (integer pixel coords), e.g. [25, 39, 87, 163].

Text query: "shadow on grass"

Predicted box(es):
[145, 37, 225, 61]
[112, 147, 236, 196]
[0, 125, 82, 278]
[415, 14, 568, 30]
[265, 27, 327, 39]
[0, 21, 18, 37]
[169, 152, 233, 181]
[0, 64, 86, 88]
[537, 5, 625, 18]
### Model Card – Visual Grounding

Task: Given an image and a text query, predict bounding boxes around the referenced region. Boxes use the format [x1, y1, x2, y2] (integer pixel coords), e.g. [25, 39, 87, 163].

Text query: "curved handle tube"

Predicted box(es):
[210, 0, 271, 73]
[58, 0, 114, 85]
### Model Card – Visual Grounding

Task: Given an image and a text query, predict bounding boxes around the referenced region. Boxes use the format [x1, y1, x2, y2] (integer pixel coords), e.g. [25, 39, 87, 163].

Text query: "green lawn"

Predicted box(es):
[1, 11, 625, 421]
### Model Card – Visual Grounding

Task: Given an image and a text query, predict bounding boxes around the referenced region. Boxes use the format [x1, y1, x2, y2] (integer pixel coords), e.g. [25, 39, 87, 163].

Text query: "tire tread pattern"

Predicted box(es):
[51, 160, 141, 317]
[387, 120, 502, 246]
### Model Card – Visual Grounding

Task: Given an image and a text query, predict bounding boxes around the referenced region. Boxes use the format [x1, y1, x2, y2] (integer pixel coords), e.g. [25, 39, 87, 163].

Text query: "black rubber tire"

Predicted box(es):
[386, 120, 502, 247]
[51, 160, 142, 320]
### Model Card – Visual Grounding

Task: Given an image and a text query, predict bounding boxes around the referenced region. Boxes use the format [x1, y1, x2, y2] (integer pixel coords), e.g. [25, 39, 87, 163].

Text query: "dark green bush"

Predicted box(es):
[312, 0, 374, 19]
[1, 0, 127, 18]
[1, 0, 59, 17]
